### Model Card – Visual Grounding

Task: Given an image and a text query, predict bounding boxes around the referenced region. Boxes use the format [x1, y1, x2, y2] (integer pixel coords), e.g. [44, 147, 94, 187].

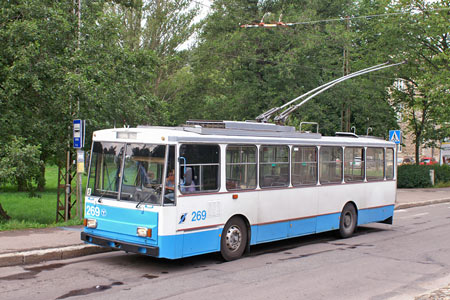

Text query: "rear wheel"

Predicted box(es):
[220, 217, 247, 261]
[339, 203, 357, 238]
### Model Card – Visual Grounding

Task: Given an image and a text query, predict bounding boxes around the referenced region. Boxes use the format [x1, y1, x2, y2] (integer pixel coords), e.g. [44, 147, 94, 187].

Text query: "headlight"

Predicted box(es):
[137, 227, 152, 237]
[84, 219, 97, 229]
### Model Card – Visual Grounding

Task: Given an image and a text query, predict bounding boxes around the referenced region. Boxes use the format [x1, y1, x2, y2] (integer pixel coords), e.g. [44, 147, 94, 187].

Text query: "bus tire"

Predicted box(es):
[339, 203, 357, 238]
[220, 217, 247, 261]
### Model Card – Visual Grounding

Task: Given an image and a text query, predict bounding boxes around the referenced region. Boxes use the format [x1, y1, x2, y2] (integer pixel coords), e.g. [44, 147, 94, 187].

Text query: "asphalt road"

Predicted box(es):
[1, 203, 449, 300]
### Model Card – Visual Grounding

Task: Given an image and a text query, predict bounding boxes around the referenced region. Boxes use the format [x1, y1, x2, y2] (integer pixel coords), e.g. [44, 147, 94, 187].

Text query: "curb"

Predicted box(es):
[0, 244, 111, 268]
[395, 198, 450, 210]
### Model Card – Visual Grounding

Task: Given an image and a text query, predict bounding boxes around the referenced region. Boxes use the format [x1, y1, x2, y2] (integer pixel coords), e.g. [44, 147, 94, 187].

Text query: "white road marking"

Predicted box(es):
[398, 212, 429, 219]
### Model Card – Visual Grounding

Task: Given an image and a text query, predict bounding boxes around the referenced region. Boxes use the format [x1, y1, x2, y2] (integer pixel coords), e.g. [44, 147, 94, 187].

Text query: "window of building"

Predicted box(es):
[366, 147, 384, 181]
[259, 145, 289, 188]
[386, 148, 394, 180]
[320, 146, 343, 184]
[344, 147, 364, 182]
[226, 145, 257, 190]
[292, 146, 317, 186]
[179, 144, 220, 193]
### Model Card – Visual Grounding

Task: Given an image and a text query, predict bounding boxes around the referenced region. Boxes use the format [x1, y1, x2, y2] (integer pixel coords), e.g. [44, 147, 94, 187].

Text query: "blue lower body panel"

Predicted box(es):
[358, 205, 395, 225]
[83, 205, 394, 259]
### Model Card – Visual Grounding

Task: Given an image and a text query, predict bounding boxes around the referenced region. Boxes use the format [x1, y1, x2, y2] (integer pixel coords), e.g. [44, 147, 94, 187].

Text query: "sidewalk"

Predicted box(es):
[0, 187, 449, 268]
[396, 187, 450, 209]
[0, 226, 109, 267]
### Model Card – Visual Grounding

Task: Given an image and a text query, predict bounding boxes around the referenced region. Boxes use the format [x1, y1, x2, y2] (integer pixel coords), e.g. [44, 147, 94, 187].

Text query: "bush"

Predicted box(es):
[398, 164, 450, 188]
[430, 164, 450, 183]
[0, 137, 43, 191]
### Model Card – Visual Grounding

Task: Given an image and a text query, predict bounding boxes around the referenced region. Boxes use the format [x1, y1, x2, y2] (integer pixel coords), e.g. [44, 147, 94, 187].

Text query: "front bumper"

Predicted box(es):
[81, 232, 159, 257]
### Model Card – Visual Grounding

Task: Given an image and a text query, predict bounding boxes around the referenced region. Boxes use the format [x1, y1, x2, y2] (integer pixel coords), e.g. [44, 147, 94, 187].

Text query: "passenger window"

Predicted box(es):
[179, 144, 220, 193]
[344, 147, 364, 182]
[386, 148, 394, 180]
[226, 145, 257, 190]
[260, 145, 289, 188]
[320, 146, 343, 184]
[367, 148, 384, 181]
[292, 146, 317, 186]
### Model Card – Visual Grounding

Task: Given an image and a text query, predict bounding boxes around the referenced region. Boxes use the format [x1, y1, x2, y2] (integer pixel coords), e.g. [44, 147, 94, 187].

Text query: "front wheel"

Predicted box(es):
[339, 203, 357, 238]
[220, 217, 247, 261]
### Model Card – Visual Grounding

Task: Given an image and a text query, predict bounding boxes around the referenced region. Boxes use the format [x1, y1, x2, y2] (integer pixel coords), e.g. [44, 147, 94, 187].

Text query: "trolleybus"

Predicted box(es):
[82, 120, 396, 260]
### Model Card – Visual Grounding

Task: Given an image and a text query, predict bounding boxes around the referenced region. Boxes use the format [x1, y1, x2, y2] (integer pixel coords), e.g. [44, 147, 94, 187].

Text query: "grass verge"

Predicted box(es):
[0, 165, 85, 231]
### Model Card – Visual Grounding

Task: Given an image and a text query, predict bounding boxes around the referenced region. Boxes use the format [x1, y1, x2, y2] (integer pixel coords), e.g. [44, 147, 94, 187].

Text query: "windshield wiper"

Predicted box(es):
[94, 190, 118, 204]
[135, 191, 159, 208]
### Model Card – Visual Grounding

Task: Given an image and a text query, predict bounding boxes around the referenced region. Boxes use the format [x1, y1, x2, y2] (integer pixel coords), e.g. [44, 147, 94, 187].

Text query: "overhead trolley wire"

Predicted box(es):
[240, 7, 450, 28]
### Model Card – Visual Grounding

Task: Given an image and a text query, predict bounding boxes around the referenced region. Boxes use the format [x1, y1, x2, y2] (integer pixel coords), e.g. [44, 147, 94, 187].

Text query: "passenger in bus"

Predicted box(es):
[181, 167, 196, 193]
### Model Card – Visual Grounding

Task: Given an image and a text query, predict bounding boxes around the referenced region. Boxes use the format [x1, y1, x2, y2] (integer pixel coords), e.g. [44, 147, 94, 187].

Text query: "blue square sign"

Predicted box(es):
[389, 130, 402, 144]
[73, 119, 84, 149]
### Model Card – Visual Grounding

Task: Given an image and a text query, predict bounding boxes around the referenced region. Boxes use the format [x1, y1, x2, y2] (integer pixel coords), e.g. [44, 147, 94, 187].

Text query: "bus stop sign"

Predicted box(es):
[73, 119, 85, 149]
[389, 130, 402, 144]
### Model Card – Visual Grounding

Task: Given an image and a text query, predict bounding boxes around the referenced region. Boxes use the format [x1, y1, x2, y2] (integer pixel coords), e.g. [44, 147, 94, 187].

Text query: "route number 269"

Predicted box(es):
[86, 206, 100, 217]
[191, 210, 207, 222]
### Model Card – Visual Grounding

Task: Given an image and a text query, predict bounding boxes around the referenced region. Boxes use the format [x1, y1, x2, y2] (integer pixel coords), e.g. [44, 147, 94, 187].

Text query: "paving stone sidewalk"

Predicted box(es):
[415, 284, 450, 300]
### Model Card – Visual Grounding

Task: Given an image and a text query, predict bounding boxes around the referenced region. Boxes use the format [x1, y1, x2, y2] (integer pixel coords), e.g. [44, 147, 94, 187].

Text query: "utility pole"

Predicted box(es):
[342, 16, 351, 132]
[56, 0, 82, 222]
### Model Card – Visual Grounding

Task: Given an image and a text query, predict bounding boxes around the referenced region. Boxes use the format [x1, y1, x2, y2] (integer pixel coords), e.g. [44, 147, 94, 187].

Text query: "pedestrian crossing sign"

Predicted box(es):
[389, 130, 402, 144]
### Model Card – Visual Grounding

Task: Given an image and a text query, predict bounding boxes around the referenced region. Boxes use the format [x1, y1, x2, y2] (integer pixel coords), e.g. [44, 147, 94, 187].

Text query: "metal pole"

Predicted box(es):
[64, 150, 71, 221]
[76, 0, 82, 220]
[76, 149, 84, 220]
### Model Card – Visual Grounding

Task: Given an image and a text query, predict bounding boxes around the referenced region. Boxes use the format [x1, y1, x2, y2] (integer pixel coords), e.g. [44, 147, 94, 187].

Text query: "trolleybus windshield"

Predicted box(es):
[87, 141, 166, 205]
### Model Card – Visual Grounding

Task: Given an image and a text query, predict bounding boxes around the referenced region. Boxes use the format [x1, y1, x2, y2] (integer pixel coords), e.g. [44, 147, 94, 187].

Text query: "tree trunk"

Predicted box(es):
[415, 139, 420, 165]
[17, 177, 27, 192]
[0, 203, 11, 221]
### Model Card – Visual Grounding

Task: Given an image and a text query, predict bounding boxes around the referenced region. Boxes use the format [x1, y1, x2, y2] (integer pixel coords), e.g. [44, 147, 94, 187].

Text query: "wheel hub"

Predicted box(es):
[344, 213, 352, 228]
[226, 225, 242, 252]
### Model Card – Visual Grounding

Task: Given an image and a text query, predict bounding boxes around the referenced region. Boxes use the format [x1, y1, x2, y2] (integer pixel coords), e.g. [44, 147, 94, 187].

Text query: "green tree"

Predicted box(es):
[108, 0, 200, 103]
[375, 0, 450, 163]
[0, 0, 165, 190]
[177, 0, 399, 137]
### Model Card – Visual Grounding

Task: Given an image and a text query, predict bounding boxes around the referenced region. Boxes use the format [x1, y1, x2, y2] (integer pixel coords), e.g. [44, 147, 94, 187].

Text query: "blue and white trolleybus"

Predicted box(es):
[81, 120, 396, 260]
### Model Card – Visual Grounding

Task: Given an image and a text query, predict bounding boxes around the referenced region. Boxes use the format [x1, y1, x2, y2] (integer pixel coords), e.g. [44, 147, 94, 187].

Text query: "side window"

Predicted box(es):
[259, 145, 289, 188]
[179, 144, 220, 193]
[292, 146, 317, 186]
[386, 148, 394, 180]
[344, 147, 364, 182]
[226, 145, 257, 190]
[367, 148, 384, 181]
[320, 146, 343, 184]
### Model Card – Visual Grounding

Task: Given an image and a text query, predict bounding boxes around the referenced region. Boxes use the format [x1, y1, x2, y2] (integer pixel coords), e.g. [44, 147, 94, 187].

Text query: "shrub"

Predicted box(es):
[397, 165, 432, 188]
[398, 164, 450, 188]
[0, 137, 43, 191]
[430, 164, 450, 183]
